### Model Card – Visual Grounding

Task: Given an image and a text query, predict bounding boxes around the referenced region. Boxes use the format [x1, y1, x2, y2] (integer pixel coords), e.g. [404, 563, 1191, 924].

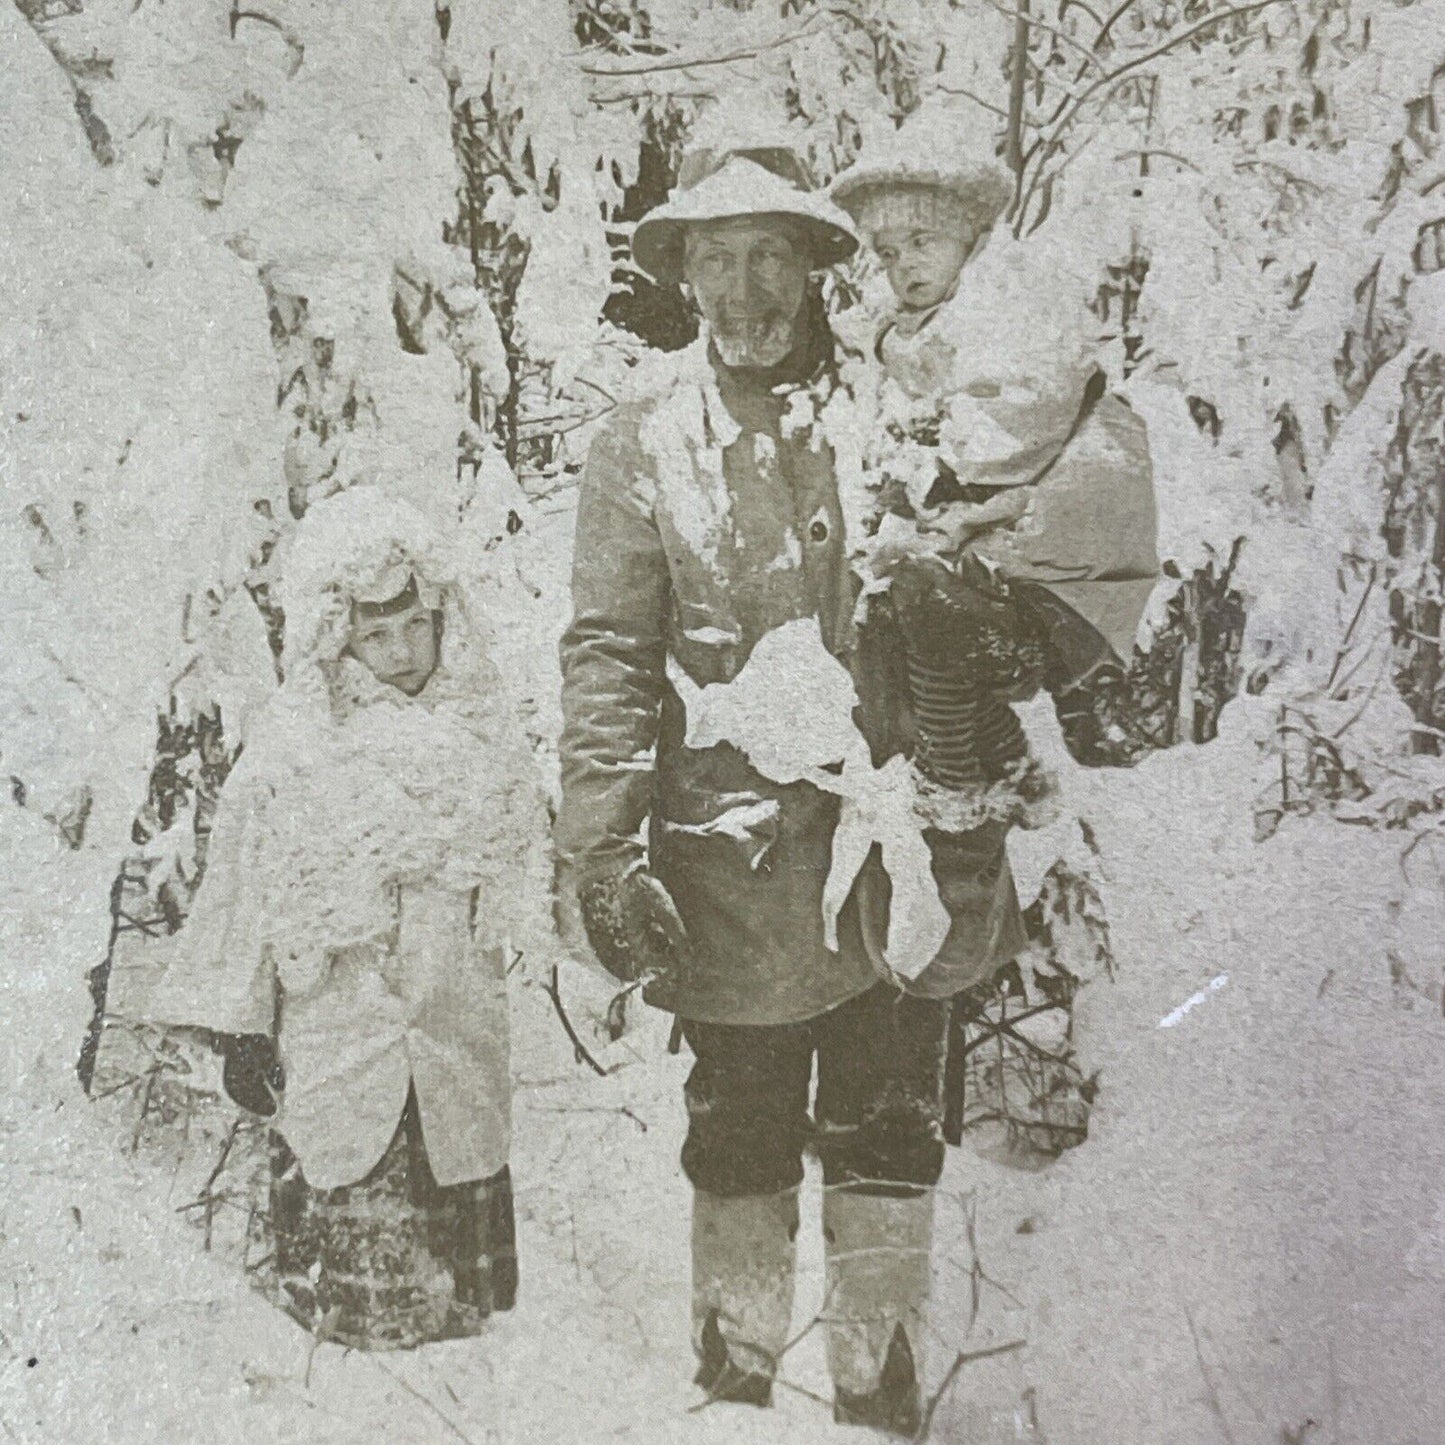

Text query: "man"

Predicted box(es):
[555, 145, 1143, 1433]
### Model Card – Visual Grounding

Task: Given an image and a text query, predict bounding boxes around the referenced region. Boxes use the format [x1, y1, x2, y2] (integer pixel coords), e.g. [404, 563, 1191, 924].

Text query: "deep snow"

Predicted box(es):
[5, 696, 1444, 1444]
[5, 3, 1445, 1440]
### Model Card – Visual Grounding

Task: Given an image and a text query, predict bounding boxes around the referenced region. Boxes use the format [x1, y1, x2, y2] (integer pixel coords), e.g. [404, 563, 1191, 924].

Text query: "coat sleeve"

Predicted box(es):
[141, 762, 278, 1037]
[555, 411, 671, 884]
[935, 318, 1098, 494]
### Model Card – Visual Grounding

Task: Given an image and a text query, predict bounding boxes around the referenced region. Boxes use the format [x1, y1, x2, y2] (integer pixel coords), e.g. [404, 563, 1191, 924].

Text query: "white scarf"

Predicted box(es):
[168, 626, 552, 1015]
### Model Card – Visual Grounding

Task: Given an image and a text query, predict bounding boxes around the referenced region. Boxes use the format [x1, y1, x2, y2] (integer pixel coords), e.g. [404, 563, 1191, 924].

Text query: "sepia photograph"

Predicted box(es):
[3, 0, 1444, 1440]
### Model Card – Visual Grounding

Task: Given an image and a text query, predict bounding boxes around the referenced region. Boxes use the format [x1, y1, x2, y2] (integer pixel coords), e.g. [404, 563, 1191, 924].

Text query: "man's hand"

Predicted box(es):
[885, 554, 1048, 695]
[219, 1033, 283, 1117]
[577, 864, 689, 984]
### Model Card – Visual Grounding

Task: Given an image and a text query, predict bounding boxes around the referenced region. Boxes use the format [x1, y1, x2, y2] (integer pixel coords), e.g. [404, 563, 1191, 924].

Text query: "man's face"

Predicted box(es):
[346, 597, 440, 696]
[872, 224, 975, 311]
[683, 217, 811, 369]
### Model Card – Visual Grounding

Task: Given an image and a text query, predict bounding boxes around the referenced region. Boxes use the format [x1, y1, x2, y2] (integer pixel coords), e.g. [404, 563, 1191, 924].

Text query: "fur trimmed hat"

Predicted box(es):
[830, 143, 1013, 244]
[278, 486, 459, 671]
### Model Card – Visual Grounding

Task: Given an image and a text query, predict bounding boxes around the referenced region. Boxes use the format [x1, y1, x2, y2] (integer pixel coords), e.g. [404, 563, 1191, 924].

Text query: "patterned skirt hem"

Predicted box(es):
[254, 1093, 517, 1351]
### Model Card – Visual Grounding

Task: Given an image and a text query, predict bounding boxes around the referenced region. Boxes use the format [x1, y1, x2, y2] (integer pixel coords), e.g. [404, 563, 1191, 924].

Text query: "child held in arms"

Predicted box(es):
[829, 124, 1157, 819]
[147, 485, 553, 1350]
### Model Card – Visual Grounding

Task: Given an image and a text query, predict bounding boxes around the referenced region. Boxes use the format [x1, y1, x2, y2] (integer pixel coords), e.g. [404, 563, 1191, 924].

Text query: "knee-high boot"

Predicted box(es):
[691, 1187, 800, 1406]
[823, 1186, 934, 1435]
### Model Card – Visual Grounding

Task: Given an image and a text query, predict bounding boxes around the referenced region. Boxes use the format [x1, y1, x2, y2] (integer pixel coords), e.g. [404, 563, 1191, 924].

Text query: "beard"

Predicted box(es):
[710, 309, 799, 369]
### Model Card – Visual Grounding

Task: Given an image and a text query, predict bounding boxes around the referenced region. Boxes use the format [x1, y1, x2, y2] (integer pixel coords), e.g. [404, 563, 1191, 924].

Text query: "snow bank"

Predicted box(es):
[1021, 730, 1445, 1443]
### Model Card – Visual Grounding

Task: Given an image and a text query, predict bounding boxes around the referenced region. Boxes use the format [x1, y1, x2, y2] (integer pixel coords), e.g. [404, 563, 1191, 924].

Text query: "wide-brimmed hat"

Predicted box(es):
[830, 151, 1013, 242]
[632, 146, 859, 284]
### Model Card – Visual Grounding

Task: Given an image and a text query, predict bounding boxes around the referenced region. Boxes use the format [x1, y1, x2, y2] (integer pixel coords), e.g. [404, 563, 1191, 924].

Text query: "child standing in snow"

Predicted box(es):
[147, 486, 553, 1350]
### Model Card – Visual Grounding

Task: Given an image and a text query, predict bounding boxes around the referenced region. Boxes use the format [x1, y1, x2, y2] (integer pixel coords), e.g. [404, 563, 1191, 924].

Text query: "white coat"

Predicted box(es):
[145, 762, 523, 1190]
[144, 495, 551, 1191]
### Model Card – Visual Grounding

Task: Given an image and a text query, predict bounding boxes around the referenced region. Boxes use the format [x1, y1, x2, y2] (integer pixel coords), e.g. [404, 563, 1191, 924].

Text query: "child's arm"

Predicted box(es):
[920, 488, 1031, 549]
[932, 261, 1100, 496]
[142, 763, 279, 1039]
[937, 366, 1095, 495]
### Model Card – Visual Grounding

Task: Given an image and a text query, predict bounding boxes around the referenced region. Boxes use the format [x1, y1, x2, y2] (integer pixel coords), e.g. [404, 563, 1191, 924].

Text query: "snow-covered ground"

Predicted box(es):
[5, 714, 1443, 1444]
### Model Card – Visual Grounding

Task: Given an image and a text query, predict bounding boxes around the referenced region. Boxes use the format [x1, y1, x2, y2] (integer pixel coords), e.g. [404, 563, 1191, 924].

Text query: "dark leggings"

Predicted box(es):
[680, 983, 951, 1199]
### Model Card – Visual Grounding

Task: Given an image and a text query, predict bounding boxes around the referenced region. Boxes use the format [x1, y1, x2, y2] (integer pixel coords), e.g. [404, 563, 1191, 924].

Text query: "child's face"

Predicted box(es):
[346, 598, 440, 696]
[872, 225, 975, 311]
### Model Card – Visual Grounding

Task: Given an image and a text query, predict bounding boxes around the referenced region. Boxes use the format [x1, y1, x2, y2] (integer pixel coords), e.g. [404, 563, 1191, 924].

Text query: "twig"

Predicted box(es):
[528, 1103, 649, 1132]
[1322, 630, 1387, 707]
[88, 1069, 145, 1103]
[590, 87, 717, 106]
[1114, 146, 1201, 172]
[1183, 1303, 1238, 1445]
[770, 1375, 835, 1408]
[959, 1195, 1025, 1325]
[545, 964, 609, 1076]
[915, 1340, 1027, 1441]
[689, 1287, 842, 1415]
[1016, 0, 1290, 231]
[1235, 157, 1326, 195]
[935, 84, 1015, 122]
[776, 1289, 836, 1361]
[1326, 566, 1378, 692]
[369, 1358, 483, 1445]
[130, 1066, 161, 1155]
[1021, 0, 1149, 154]
[1328, 660, 1389, 740]
[228, 7, 305, 75]
[200, 1119, 242, 1198]
[518, 407, 613, 441]
[579, 14, 827, 78]
[196, 1119, 242, 1251]
[566, 376, 619, 408]
[982, 0, 1113, 77]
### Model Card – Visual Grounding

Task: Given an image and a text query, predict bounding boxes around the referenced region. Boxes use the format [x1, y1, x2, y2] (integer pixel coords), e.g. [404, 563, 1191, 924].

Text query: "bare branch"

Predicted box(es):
[545, 963, 610, 1077]
[935, 84, 1015, 122]
[982, 0, 1113, 78]
[369, 1359, 485, 1445]
[229, 7, 305, 75]
[916, 1340, 1028, 1440]
[1326, 564, 1378, 693]
[1016, 0, 1291, 232]
[579, 13, 829, 79]
[1114, 146, 1202, 172]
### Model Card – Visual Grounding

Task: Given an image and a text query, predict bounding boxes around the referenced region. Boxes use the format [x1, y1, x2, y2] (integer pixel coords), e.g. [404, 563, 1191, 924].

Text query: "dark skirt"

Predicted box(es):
[258, 1093, 517, 1350]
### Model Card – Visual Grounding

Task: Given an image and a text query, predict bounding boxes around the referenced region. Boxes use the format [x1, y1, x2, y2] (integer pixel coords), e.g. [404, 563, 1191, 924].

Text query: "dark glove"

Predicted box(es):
[219, 1033, 283, 1117]
[577, 864, 688, 984]
[1053, 666, 1152, 767]
[886, 555, 1048, 696]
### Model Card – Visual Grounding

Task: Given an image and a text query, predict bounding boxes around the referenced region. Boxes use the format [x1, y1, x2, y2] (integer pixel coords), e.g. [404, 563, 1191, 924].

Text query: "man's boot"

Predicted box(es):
[691, 1188, 800, 1406]
[823, 1186, 934, 1435]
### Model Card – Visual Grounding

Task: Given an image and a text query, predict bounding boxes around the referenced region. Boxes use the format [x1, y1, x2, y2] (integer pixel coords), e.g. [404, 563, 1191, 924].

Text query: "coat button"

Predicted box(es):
[809, 518, 829, 543]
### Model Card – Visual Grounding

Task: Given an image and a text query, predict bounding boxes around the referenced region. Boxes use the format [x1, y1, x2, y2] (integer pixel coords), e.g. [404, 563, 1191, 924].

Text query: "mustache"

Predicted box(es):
[713, 310, 792, 347]
[715, 306, 784, 328]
